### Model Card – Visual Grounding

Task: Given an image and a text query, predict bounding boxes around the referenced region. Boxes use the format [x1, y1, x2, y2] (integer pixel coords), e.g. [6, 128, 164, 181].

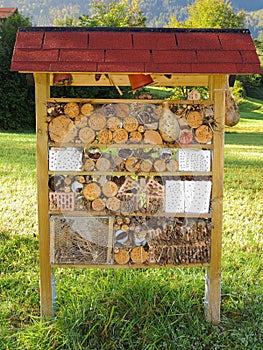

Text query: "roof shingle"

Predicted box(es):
[10, 27, 262, 75]
[0, 7, 18, 19]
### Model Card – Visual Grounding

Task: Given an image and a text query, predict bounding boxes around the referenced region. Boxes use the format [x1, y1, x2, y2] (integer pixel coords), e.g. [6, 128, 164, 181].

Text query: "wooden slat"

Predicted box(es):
[51, 262, 210, 269]
[49, 210, 212, 219]
[206, 75, 226, 324]
[107, 218, 114, 264]
[47, 97, 214, 105]
[48, 171, 213, 177]
[49, 73, 209, 87]
[34, 73, 53, 318]
[48, 142, 214, 150]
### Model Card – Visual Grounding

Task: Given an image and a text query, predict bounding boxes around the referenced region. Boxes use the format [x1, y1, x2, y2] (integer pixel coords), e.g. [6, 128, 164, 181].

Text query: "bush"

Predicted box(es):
[0, 14, 35, 131]
[231, 80, 246, 101]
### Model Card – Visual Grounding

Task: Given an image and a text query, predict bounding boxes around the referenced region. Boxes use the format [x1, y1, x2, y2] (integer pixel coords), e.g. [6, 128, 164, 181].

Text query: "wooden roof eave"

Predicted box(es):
[30, 72, 217, 87]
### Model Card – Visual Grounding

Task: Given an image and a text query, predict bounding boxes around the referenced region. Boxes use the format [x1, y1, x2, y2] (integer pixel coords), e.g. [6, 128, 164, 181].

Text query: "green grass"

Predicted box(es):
[0, 98, 263, 349]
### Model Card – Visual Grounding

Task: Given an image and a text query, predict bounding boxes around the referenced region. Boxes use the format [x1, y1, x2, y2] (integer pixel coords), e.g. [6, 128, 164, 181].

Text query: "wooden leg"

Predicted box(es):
[205, 267, 221, 324]
[34, 73, 53, 318]
[205, 75, 226, 324]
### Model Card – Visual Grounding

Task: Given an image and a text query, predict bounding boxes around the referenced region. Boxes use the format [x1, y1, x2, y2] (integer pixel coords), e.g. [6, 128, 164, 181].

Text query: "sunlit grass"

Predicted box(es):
[225, 97, 263, 133]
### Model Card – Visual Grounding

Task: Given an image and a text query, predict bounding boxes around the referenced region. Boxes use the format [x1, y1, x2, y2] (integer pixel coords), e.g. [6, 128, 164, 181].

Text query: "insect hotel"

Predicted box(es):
[11, 27, 261, 323]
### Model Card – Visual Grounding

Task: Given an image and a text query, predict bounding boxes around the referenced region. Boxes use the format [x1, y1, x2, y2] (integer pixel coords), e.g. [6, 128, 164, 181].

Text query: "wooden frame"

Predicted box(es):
[35, 72, 226, 324]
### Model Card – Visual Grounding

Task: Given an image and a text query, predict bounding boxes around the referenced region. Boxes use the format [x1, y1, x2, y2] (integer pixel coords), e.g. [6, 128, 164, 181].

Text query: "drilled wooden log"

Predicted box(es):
[49, 115, 75, 143]
[186, 110, 203, 128]
[64, 102, 80, 119]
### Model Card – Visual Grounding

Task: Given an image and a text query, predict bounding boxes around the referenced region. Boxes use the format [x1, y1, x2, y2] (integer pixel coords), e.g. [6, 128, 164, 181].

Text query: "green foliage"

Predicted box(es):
[236, 74, 263, 99]
[79, 0, 146, 27]
[231, 80, 246, 100]
[0, 1, 262, 36]
[0, 14, 35, 130]
[169, 0, 245, 28]
[53, 16, 78, 27]
[168, 0, 261, 101]
[246, 9, 263, 39]
[169, 87, 209, 100]
[51, 85, 135, 99]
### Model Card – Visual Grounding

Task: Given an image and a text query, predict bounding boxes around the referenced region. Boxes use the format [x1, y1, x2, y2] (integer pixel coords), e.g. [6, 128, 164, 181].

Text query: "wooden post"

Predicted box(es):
[205, 75, 226, 323]
[34, 73, 53, 318]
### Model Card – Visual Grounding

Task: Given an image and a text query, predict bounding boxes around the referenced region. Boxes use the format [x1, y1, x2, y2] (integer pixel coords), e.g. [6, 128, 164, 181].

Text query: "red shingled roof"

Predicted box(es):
[10, 27, 262, 75]
[0, 7, 18, 19]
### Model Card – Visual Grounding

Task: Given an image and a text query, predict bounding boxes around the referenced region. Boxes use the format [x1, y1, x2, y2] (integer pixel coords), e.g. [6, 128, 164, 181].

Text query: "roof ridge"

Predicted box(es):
[18, 27, 251, 35]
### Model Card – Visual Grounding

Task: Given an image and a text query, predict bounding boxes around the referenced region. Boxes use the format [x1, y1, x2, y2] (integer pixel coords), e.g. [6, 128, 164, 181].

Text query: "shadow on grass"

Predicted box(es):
[225, 132, 263, 147]
[53, 268, 211, 349]
[44, 268, 263, 350]
[238, 99, 263, 121]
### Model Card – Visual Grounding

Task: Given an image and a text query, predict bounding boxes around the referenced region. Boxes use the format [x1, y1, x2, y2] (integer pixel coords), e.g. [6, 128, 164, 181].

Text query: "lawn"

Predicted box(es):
[0, 98, 262, 349]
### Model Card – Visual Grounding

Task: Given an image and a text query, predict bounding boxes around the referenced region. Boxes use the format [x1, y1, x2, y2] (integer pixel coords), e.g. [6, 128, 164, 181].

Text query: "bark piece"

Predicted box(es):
[159, 103, 180, 142]
[225, 89, 240, 126]
[144, 130, 163, 144]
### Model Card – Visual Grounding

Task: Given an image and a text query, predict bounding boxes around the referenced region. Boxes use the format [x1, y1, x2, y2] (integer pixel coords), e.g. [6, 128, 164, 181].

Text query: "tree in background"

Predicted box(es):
[168, 0, 263, 100]
[54, 16, 78, 27]
[0, 13, 35, 130]
[169, 0, 245, 28]
[79, 0, 146, 27]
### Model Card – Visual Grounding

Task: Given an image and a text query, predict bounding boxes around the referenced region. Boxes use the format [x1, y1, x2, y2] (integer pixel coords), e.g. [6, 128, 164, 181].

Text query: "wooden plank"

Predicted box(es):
[48, 171, 213, 177]
[47, 97, 214, 105]
[48, 210, 212, 219]
[107, 217, 114, 264]
[48, 142, 214, 150]
[51, 263, 210, 269]
[34, 73, 53, 318]
[49, 73, 209, 87]
[206, 75, 226, 324]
